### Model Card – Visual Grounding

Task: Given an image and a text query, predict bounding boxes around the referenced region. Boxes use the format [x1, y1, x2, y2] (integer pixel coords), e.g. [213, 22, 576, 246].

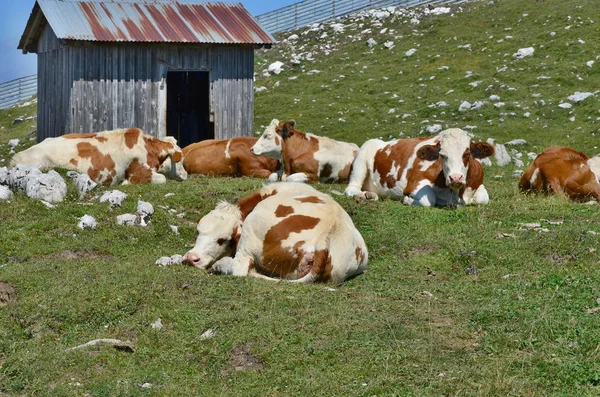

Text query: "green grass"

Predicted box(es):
[2, 0, 600, 395]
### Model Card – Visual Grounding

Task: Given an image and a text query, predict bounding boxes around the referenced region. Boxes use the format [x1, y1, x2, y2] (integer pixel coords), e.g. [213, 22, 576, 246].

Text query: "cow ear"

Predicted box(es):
[471, 142, 495, 159]
[417, 144, 440, 161]
[171, 151, 182, 163]
[281, 120, 296, 139]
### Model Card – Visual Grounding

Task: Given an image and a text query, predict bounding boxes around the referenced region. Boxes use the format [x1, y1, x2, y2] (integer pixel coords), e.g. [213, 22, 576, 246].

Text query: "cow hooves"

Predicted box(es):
[364, 192, 378, 201]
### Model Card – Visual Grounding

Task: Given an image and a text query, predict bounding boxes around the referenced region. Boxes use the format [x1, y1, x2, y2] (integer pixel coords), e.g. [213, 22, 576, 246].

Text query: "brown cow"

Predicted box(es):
[251, 119, 359, 183]
[10, 128, 186, 185]
[182, 137, 279, 180]
[519, 146, 600, 201]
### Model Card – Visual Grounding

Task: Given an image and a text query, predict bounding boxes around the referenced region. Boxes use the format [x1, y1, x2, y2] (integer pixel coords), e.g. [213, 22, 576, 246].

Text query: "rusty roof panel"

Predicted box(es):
[29, 0, 275, 45]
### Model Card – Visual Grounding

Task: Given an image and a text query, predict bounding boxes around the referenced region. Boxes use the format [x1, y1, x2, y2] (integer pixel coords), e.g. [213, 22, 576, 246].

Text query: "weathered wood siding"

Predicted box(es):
[36, 25, 255, 141]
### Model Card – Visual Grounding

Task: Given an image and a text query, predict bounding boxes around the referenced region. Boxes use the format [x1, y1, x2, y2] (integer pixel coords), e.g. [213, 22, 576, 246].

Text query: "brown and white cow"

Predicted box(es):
[10, 128, 187, 185]
[344, 128, 495, 207]
[183, 182, 368, 284]
[251, 119, 359, 183]
[182, 137, 280, 180]
[519, 146, 600, 201]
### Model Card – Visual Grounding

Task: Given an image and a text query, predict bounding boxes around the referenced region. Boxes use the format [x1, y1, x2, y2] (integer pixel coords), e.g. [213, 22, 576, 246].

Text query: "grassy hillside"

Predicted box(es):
[2, 0, 600, 395]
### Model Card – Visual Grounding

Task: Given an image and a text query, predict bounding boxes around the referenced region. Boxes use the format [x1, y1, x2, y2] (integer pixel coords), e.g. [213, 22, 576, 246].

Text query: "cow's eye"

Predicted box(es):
[217, 238, 227, 246]
[463, 152, 471, 159]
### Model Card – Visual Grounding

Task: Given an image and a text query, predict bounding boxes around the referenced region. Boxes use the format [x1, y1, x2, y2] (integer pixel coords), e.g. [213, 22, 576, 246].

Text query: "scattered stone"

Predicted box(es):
[25, 170, 67, 203]
[151, 318, 163, 330]
[267, 61, 284, 75]
[200, 329, 218, 340]
[65, 338, 134, 353]
[384, 41, 395, 49]
[78, 215, 97, 230]
[494, 143, 511, 166]
[0, 185, 12, 200]
[139, 383, 153, 389]
[8, 139, 20, 148]
[505, 139, 527, 146]
[99, 190, 127, 206]
[568, 91, 595, 103]
[404, 48, 417, 57]
[558, 103, 572, 109]
[155, 255, 184, 267]
[366, 38, 377, 47]
[496, 233, 516, 238]
[513, 47, 534, 59]
[116, 213, 139, 226]
[512, 170, 524, 178]
[12, 117, 24, 125]
[170, 225, 179, 235]
[459, 101, 472, 112]
[40, 200, 56, 209]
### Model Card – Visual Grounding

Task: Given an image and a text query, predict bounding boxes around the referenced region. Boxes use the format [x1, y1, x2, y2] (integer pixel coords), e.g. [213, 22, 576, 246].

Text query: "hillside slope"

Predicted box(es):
[254, 0, 600, 156]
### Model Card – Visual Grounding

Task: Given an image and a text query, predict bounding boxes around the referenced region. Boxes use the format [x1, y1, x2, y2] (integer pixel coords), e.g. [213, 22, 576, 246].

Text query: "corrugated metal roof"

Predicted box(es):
[19, 0, 275, 51]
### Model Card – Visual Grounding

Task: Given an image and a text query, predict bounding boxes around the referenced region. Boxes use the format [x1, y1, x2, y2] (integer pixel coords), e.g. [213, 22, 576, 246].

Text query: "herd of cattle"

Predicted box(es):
[8, 122, 600, 283]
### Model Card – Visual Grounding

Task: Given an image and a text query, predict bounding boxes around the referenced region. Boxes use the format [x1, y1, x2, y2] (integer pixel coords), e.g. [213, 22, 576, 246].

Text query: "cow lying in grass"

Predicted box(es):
[10, 128, 187, 185]
[251, 119, 359, 183]
[182, 137, 279, 180]
[519, 146, 600, 201]
[183, 182, 368, 284]
[344, 128, 494, 207]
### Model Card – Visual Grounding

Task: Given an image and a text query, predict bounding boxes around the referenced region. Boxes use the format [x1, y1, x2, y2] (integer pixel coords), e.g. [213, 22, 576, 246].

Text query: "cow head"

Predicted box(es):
[416, 128, 494, 189]
[250, 119, 282, 159]
[157, 137, 188, 181]
[183, 201, 242, 269]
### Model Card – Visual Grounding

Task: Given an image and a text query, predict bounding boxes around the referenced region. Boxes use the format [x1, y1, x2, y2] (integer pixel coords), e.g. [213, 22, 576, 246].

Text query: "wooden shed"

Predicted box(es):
[18, 0, 275, 147]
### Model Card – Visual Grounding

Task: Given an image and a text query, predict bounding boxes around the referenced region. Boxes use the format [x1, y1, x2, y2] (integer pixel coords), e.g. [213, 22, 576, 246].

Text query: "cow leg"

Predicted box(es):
[407, 184, 436, 207]
[151, 171, 167, 184]
[286, 173, 311, 183]
[473, 184, 490, 204]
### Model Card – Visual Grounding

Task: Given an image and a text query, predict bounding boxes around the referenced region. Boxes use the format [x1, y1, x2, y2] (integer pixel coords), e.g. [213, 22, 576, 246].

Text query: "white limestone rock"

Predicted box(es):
[268, 61, 285, 75]
[25, 170, 67, 203]
[78, 215, 97, 230]
[494, 143, 512, 166]
[0, 185, 12, 200]
[99, 190, 127, 206]
[513, 47, 534, 59]
[155, 255, 184, 267]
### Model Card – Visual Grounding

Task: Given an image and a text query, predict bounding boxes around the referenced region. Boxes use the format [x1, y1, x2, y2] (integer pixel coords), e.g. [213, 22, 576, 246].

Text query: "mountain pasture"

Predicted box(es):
[1, 0, 600, 395]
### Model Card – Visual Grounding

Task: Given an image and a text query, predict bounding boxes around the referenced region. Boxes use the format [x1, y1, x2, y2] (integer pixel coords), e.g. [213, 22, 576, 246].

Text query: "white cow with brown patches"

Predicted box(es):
[10, 128, 187, 185]
[344, 128, 494, 207]
[251, 120, 359, 183]
[183, 182, 368, 284]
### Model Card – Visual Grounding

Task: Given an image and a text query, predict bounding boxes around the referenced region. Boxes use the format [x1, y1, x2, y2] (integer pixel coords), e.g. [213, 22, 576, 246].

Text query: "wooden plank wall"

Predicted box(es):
[35, 25, 256, 141]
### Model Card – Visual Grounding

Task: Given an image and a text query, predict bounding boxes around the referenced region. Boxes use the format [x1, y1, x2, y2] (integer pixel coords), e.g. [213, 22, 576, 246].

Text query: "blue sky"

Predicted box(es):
[0, 0, 297, 83]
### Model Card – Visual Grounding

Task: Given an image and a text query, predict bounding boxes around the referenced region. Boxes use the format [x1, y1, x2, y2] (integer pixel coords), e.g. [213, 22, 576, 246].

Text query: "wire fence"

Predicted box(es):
[0, 0, 467, 107]
[0, 75, 37, 110]
[255, 0, 467, 35]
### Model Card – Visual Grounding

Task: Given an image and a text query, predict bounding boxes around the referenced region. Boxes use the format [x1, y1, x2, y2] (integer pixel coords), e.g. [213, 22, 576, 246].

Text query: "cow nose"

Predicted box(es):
[449, 174, 465, 186]
[250, 147, 255, 154]
[183, 252, 201, 266]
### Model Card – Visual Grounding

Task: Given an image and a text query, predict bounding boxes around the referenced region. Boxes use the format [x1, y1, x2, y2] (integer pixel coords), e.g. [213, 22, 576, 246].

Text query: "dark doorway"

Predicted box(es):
[167, 71, 214, 148]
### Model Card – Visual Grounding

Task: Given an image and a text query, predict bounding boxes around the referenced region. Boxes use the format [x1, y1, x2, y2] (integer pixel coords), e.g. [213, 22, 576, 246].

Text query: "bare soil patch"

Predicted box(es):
[49, 249, 113, 261]
[227, 346, 264, 372]
[0, 281, 16, 306]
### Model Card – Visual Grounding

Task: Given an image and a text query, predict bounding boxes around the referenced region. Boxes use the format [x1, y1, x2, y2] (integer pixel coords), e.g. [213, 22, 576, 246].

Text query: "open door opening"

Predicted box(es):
[166, 71, 214, 148]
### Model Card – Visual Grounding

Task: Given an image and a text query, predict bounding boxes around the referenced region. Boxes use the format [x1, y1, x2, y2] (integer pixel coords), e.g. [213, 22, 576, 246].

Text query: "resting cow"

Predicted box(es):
[251, 119, 359, 183]
[10, 128, 187, 185]
[344, 128, 494, 207]
[182, 137, 279, 180]
[519, 146, 600, 201]
[183, 182, 368, 284]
